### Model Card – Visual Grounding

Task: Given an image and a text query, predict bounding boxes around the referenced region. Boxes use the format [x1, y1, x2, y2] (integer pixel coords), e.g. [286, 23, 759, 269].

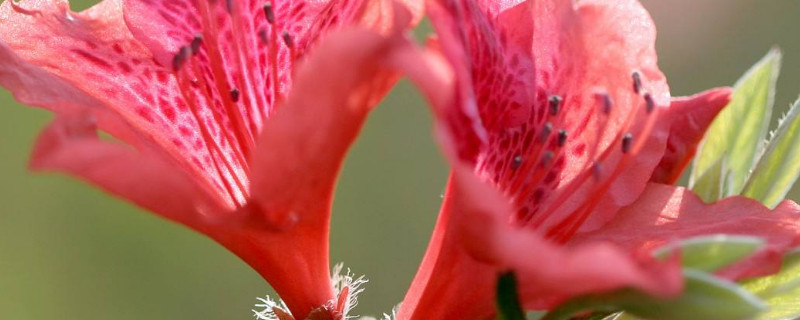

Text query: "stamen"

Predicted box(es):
[224, 0, 234, 12]
[632, 71, 643, 94]
[548, 95, 562, 116]
[196, 0, 255, 155]
[529, 89, 641, 230]
[537, 91, 663, 241]
[230, 88, 241, 103]
[9, 1, 41, 16]
[263, 2, 276, 24]
[258, 29, 269, 44]
[644, 93, 655, 113]
[174, 62, 247, 205]
[557, 129, 567, 147]
[282, 31, 294, 48]
[622, 133, 633, 153]
[185, 57, 251, 177]
[190, 34, 203, 55]
[538, 122, 553, 143]
[600, 93, 613, 115]
[171, 46, 191, 72]
[541, 151, 554, 168]
[511, 156, 523, 170]
[592, 162, 603, 181]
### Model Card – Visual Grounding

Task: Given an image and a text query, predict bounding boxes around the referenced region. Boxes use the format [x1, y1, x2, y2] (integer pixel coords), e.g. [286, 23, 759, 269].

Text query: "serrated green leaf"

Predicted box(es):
[497, 272, 526, 320]
[742, 248, 800, 320]
[742, 98, 800, 208]
[690, 48, 781, 197]
[652, 235, 764, 272]
[541, 270, 766, 320]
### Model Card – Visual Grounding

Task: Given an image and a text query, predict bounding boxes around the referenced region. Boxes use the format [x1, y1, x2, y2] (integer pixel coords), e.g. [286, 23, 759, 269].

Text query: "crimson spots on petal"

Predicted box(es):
[572, 143, 587, 157]
[137, 108, 155, 123]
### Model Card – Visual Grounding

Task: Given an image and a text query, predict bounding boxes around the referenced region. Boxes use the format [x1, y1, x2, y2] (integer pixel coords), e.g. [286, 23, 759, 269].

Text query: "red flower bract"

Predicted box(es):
[389, 0, 800, 319]
[0, 0, 420, 318]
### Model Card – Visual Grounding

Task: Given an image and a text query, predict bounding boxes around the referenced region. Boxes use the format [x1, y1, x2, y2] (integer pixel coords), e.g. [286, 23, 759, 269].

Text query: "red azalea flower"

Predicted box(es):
[390, 0, 800, 318]
[0, 0, 420, 318]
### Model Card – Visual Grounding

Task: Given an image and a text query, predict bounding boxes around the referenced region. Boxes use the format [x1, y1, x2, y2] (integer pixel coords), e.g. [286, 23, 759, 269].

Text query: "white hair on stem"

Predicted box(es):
[252, 295, 290, 320]
[252, 263, 369, 320]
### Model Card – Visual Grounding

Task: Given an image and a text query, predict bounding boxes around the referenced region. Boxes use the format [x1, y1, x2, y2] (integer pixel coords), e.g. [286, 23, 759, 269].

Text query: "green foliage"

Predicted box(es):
[652, 235, 764, 272]
[690, 49, 781, 201]
[691, 158, 728, 203]
[497, 272, 527, 320]
[742, 249, 800, 320]
[742, 98, 800, 208]
[540, 270, 765, 320]
[685, 48, 800, 319]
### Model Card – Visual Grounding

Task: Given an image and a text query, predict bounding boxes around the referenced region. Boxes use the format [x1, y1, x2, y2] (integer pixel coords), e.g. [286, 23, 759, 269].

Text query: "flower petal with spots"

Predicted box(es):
[387, 0, 798, 319]
[0, 0, 421, 318]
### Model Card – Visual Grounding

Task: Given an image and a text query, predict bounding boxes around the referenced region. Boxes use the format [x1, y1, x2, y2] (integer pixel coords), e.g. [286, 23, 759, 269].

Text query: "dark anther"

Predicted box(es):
[171, 46, 191, 72]
[225, 0, 234, 13]
[644, 93, 655, 113]
[557, 129, 568, 147]
[230, 88, 241, 103]
[592, 162, 603, 181]
[282, 31, 294, 48]
[190, 34, 203, 55]
[263, 2, 275, 24]
[622, 133, 633, 153]
[258, 29, 269, 44]
[541, 151, 554, 168]
[538, 122, 553, 143]
[600, 93, 613, 115]
[511, 156, 523, 170]
[548, 95, 562, 116]
[632, 71, 643, 94]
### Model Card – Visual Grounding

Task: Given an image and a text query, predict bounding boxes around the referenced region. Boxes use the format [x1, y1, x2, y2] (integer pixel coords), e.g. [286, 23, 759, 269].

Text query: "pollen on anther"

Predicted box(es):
[548, 95, 562, 116]
[596, 93, 613, 115]
[282, 31, 294, 48]
[557, 129, 567, 147]
[592, 162, 603, 181]
[263, 2, 275, 24]
[171, 46, 191, 72]
[632, 71, 643, 94]
[539, 122, 553, 143]
[622, 133, 633, 153]
[644, 93, 655, 113]
[541, 151, 554, 167]
[511, 156, 523, 170]
[190, 34, 203, 55]
[230, 88, 241, 103]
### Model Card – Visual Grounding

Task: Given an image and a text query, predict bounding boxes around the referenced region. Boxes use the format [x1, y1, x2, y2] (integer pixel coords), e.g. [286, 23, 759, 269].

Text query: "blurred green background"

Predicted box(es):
[0, 1, 798, 319]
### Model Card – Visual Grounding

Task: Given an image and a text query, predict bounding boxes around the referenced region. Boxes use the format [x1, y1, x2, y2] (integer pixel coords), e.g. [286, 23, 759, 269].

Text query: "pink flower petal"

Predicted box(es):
[0, 0, 245, 207]
[423, 0, 676, 239]
[651, 88, 733, 184]
[220, 13, 412, 317]
[399, 163, 682, 319]
[573, 183, 800, 280]
[29, 114, 226, 228]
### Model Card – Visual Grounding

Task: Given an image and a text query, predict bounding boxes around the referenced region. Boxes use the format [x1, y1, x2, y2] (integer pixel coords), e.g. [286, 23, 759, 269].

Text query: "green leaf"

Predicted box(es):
[652, 235, 764, 272]
[497, 272, 526, 320]
[742, 98, 800, 208]
[541, 270, 766, 320]
[690, 48, 781, 198]
[742, 248, 800, 320]
[691, 158, 728, 203]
